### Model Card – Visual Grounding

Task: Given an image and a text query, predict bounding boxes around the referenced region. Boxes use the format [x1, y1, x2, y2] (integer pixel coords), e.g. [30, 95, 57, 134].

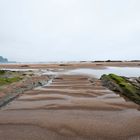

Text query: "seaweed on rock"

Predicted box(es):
[100, 74, 140, 105]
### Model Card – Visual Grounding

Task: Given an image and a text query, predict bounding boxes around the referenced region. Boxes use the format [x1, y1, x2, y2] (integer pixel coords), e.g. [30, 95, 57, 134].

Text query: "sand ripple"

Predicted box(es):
[0, 75, 140, 140]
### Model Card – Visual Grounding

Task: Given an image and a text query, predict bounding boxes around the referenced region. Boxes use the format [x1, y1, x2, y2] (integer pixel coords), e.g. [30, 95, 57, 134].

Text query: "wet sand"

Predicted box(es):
[0, 61, 140, 70]
[0, 74, 140, 140]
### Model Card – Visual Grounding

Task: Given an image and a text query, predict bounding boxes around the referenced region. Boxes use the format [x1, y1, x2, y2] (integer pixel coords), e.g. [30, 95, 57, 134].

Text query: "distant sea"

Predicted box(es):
[1, 61, 90, 64]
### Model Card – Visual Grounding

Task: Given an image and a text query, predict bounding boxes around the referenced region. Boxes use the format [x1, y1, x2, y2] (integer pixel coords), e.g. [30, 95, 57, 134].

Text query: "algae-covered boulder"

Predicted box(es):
[100, 74, 140, 105]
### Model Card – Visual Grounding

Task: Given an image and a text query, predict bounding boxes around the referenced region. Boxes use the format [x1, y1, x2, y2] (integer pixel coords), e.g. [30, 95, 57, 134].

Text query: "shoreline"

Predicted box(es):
[0, 62, 140, 69]
[0, 64, 140, 139]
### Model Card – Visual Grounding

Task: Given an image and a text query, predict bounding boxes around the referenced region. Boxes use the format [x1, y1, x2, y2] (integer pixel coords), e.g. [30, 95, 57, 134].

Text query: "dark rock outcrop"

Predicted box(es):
[0, 75, 53, 107]
[100, 74, 140, 105]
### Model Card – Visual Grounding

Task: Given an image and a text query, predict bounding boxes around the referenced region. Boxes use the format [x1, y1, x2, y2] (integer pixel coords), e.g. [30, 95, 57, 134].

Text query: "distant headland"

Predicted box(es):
[0, 56, 8, 63]
[0, 56, 16, 63]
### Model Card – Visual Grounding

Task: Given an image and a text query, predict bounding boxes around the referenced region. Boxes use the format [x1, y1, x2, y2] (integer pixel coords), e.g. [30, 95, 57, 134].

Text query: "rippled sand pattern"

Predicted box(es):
[0, 74, 140, 140]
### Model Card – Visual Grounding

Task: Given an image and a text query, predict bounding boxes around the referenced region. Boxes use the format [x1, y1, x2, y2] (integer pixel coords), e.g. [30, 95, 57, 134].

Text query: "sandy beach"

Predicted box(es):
[1, 0, 140, 139]
[0, 62, 140, 140]
[0, 61, 140, 69]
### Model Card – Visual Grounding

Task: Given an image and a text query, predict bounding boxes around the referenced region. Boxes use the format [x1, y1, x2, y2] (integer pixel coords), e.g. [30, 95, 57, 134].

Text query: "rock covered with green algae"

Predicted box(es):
[100, 74, 140, 105]
[0, 70, 22, 86]
[0, 70, 52, 107]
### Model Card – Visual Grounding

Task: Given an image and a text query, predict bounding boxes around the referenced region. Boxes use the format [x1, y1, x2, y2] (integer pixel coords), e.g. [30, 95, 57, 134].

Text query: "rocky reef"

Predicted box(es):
[100, 74, 140, 105]
[0, 70, 22, 85]
[0, 70, 52, 107]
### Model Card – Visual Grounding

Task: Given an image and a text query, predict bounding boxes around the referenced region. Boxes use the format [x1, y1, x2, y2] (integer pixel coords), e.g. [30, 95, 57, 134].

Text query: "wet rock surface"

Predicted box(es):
[124, 76, 140, 89]
[0, 70, 52, 107]
[101, 74, 140, 105]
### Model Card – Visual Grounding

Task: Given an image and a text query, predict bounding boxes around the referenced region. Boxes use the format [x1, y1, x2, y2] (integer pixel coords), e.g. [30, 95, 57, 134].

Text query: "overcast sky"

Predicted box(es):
[0, 0, 140, 62]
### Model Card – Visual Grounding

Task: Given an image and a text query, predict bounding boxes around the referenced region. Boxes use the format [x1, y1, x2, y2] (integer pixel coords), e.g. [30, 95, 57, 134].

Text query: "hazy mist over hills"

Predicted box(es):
[0, 0, 140, 62]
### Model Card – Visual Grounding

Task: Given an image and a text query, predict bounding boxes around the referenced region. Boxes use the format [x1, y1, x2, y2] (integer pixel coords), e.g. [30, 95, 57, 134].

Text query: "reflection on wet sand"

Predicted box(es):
[0, 74, 140, 140]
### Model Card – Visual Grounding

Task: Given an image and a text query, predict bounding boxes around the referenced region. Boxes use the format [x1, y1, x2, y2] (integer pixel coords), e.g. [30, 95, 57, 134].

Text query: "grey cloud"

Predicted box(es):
[0, 0, 140, 61]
